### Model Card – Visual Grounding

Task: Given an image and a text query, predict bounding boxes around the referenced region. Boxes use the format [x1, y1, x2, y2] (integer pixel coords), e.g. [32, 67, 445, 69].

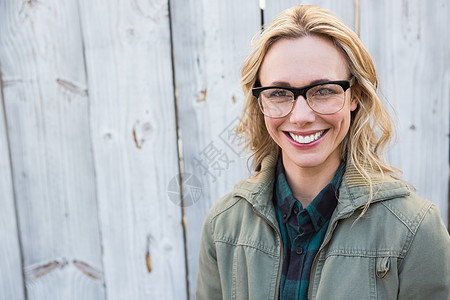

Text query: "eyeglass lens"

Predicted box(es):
[258, 83, 345, 117]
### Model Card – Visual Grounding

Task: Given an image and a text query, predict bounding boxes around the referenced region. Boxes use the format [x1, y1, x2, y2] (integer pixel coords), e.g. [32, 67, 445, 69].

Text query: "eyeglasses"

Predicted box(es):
[252, 77, 355, 118]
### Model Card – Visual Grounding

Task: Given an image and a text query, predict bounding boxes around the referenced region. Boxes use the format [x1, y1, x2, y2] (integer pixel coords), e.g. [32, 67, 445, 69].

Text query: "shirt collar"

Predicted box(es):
[274, 156, 345, 232]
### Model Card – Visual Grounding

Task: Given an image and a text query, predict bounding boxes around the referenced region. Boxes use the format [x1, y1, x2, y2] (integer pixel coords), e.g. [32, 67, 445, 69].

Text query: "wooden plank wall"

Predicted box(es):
[170, 1, 260, 298]
[359, 0, 450, 222]
[0, 0, 448, 299]
[77, 0, 187, 299]
[1, 0, 105, 299]
[0, 62, 26, 299]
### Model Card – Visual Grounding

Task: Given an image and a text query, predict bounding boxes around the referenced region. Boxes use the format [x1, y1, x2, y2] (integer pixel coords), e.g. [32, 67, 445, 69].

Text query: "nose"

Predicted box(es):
[289, 96, 316, 125]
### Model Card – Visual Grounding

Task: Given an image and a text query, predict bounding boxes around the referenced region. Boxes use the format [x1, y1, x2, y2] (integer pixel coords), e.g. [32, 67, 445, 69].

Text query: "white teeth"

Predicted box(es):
[289, 130, 325, 144]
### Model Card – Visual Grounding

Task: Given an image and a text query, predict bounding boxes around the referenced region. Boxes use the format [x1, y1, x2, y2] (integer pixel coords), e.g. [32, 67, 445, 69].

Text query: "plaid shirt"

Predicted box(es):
[274, 157, 345, 300]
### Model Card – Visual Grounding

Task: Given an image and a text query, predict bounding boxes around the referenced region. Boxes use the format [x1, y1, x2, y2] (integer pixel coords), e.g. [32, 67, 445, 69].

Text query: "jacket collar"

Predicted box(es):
[232, 151, 410, 221]
[232, 152, 278, 226]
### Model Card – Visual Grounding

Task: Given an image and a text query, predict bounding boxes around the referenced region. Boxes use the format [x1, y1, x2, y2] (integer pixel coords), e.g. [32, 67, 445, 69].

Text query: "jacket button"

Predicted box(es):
[296, 247, 304, 255]
[293, 206, 299, 215]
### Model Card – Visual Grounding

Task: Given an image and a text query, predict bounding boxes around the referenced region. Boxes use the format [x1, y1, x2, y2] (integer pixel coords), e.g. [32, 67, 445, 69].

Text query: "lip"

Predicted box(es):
[284, 129, 328, 150]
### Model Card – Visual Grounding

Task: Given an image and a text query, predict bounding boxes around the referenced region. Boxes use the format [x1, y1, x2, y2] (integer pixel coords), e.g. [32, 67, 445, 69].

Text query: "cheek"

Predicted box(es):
[337, 112, 352, 136]
[264, 117, 283, 140]
[325, 111, 352, 135]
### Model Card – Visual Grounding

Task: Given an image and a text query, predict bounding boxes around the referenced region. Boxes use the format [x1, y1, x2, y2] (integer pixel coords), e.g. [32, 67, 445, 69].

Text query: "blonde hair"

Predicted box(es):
[237, 5, 399, 213]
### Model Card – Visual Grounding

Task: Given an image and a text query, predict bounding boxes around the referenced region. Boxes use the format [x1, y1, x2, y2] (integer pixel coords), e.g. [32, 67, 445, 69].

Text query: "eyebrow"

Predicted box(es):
[309, 78, 332, 85]
[268, 81, 291, 87]
[267, 78, 332, 87]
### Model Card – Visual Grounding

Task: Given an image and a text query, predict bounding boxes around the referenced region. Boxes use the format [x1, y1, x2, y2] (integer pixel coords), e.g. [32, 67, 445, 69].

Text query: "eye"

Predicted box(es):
[268, 89, 290, 98]
[316, 87, 336, 96]
[308, 84, 342, 98]
[260, 88, 293, 101]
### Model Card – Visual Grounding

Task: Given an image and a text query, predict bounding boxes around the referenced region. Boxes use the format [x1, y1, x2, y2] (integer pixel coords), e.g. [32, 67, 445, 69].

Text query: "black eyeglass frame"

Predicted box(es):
[252, 77, 355, 118]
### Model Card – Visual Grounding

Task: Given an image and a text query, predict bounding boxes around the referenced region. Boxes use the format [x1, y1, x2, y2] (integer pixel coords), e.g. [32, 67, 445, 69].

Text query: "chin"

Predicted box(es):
[285, 153, 327, 169]
[282, 146, 342, 171]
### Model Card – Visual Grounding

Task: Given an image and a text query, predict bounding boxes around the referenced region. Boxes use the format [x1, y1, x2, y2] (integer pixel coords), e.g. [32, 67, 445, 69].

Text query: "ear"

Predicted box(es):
[350, 97, 358, 111]
[348, 85, 360, 112]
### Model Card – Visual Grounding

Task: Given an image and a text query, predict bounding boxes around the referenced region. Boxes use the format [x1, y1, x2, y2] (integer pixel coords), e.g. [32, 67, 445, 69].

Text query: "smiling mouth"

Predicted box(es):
[288, 130, 327, 144]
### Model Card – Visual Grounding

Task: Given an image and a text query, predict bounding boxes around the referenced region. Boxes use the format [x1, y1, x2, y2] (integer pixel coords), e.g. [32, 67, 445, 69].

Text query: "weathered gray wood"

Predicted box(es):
[264, 0, 355, 30]
[0, 0, 105, 299]
[0, 1, 448, 300]
[0, 69, 26, 299]
[170, 0, 260, 296]
[78, 0, 187, 298]
[360, 0, 449, 225]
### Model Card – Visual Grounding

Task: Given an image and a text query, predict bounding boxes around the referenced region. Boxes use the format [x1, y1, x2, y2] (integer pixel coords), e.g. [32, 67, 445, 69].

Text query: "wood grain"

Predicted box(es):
[0, 0, 105, 298]
[170, 0, 260, 296]
[78, 0, 187, 298]
[0, 61, 26, 300]
[360, 0, 449, 224]
[264, 0, 355, 30]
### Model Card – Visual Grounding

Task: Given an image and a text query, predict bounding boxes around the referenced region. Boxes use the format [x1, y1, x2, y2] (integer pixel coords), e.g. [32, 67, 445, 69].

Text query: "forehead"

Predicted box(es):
[259, 35, 349, 86]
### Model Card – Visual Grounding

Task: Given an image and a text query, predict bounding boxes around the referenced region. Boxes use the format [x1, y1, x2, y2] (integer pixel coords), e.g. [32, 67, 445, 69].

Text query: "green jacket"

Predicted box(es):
[196, 153, 450, 299]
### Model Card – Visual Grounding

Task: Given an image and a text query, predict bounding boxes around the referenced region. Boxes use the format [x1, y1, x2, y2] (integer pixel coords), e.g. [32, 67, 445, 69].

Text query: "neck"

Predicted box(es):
[282, 153, 342, 208]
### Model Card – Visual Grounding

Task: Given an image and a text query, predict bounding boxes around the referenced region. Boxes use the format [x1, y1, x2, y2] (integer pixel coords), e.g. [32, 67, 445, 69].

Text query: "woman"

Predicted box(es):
[196, 5, 450, 300]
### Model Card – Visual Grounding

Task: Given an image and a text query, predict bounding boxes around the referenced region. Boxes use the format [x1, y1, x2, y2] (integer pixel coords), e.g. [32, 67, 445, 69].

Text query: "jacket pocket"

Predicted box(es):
[376, 256, 390, 278]
[313, 255, 377, 299]
[313, 254, 400, 300]
[374, 256, 399, 299]
[231, 244, 279, 300]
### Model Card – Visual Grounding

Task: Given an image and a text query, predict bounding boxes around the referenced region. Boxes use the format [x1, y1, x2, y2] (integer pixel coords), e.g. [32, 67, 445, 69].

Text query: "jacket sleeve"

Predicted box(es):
[397, 204, 450, 300]
[196, 215, 223, 300]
